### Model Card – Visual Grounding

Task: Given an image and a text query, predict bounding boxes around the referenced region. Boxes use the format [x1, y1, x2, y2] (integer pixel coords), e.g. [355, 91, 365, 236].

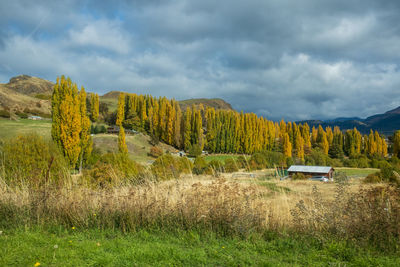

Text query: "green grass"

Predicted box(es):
[335, 167, 379, 178]
[100, 97, 118, 112]
[1, 227, 398, 266]
[204, 154, 247, 163]
[0, 118, 52, 139]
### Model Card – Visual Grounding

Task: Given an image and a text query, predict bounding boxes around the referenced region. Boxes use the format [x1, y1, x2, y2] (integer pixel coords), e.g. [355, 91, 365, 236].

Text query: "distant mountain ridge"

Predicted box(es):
[298, 106, 400, 135]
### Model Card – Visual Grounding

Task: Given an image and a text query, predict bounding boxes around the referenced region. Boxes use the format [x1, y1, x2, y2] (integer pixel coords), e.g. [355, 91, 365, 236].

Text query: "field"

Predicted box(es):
[1, 173, 399, 266]
[204, 154, 245, 163]
[0, 118, 52, 139]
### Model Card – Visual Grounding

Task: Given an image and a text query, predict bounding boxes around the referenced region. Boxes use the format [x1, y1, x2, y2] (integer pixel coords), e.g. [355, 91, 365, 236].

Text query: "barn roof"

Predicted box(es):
[287, 165, 333, 173]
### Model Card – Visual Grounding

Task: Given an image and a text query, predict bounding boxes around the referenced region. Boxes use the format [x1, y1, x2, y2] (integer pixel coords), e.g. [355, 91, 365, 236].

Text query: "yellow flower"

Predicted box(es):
[34, 262, 40, 267]
[222, 246, 225, 249]
[96, 242, 101, 247]
[93, 213, 96, 216]
[72, 226, 75, 230]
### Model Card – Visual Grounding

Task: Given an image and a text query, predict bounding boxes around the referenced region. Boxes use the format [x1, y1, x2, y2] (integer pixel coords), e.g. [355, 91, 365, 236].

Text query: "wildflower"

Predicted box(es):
[72, 226, 75, 230]
[96, 242, 101, 247]
[69, 240, 72, 243]
[34, 262, 40, 267]
[93, 213, 97, 217]
[54, 245, 58, 249]
[222, 246, 225, 249]
[0, 230, 3, 235]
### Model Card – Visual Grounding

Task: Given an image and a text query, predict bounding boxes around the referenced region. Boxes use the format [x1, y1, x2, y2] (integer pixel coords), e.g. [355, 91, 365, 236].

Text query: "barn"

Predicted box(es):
[287, 165, 334, 179]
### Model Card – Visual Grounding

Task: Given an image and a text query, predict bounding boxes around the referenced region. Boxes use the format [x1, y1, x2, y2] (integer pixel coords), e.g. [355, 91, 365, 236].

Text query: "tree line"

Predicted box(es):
[114, 92, 388, 160]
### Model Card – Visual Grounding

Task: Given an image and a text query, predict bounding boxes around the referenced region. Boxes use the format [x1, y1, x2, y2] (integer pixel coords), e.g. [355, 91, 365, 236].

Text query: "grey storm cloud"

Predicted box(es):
[1, 0, 400, 121]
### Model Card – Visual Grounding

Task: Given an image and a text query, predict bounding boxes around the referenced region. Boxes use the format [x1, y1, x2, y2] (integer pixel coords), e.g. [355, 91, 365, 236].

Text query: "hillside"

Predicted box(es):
[100, 91, 234, 112]
[5, 74, 54, 95]
[298, 106, 400, 135]
[179, 98, 233, 111]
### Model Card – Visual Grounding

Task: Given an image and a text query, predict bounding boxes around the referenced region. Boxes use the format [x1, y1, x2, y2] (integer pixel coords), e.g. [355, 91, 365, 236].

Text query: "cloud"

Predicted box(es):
[0, 0, 400, 121]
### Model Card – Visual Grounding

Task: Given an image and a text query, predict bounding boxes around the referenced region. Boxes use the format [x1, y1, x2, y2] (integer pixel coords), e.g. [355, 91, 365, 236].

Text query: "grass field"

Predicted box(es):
[334, 167, 379, 177]
[204, 154, 247, 163]
[1, 227, 398, 266]
[0, 118, 52, 139]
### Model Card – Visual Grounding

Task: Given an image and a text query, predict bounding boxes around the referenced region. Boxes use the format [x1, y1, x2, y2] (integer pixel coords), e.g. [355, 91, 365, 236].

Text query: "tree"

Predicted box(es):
[116, 93, 125, 126]
[52, 76, 91, 169]
[118, 127, 128, 154]
[90, 93, 99, 122]
[393, 130, 400, 158]
[78, 87, 92, 172]
[282, 133, 292, 158]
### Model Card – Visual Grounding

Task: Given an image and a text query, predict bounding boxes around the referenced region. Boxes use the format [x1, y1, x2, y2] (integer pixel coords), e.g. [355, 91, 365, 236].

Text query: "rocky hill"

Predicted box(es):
[0, 75, 54, 117]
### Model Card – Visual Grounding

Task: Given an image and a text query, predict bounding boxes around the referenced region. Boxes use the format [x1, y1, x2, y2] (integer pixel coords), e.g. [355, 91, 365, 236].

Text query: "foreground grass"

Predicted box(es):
[1, 227, 399, 266]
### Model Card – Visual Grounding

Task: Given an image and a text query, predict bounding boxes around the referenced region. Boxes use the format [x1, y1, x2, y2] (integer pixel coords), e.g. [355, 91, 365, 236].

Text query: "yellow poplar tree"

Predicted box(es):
[283, 133, 292, 158]
[78, 87, 92, 172]
[118, 126, 128, 154]
[116, 93, 125, 126]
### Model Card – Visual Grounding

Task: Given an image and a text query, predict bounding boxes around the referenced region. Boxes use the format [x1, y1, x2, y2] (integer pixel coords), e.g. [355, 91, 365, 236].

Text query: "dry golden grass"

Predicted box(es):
[1, 170, 399, 250]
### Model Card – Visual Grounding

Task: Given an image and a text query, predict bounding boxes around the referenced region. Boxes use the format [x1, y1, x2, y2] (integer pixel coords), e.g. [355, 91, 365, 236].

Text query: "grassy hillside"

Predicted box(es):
[0, 118, 52, 139]
[179, 98, 233, 111]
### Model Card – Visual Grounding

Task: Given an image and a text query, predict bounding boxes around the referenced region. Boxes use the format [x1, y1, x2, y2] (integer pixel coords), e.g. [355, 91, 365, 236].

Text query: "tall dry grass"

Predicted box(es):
[1, 171, 400, 250]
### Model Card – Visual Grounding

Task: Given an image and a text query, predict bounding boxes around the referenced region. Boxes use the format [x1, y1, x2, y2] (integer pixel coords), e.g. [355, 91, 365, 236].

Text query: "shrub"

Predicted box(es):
[84, 153, 141, 187]
[148, 146, 163, 158]
[292, 173, 306, 180]
[364, 172, 382, 183]
[193, 156, 208, 175]
[0, 110, 10, 118]
[187, 144, 202, 157]
[224, 158, 239, 173]
[236, 155, 248, 169]
[0, 134, 69, 187]
[151, 154, 188, 180]
[249, 153, 266, 170]
[15, 111, 28, 119]
[208, 159, 224, 174]
[262, 151, 285, 168]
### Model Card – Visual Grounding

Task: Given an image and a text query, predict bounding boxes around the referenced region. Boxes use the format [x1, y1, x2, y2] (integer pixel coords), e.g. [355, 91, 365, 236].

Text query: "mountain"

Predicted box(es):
[5, 75, 54, 96]
[298, 106, 400, 135]
[0, 75, 53, 117]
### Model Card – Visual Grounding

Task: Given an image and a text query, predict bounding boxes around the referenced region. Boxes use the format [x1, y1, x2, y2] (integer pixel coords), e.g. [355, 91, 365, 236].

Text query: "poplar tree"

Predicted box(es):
[90, 93, 99, 122]
[78, 87, 92, 172]
[283, 133, 292, 158]
[118, 126, 128, 154]
[52, 76, 91, 169]
[116, 93, 125, 126]
[394, 130, 400, 158]
[183, 108, 192, 151]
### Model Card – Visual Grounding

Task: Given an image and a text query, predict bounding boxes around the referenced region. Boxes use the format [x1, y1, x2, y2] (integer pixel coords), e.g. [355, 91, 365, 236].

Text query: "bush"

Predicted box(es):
[0, 134, 69, 187]
[187, 144, 202, 157]
[193, 156, 208, 175]
[0, 110, 10, 118]
[15, 111, 28, 119]
[208, 159, 224, 174]
[148, 146, 163, 158]
[249, 153, 266, 170]
[84, 153, 141, 187]
[262, 151, 285, 168]
[236, 155, 248, 169]
[224, 158, 239, 173]
[151, 154, 188, 180]
[363, 172, 382, 183]
[292, 173, 306, 180]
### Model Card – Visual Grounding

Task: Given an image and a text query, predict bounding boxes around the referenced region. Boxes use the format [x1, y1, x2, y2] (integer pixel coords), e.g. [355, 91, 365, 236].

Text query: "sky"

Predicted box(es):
[0, 0, 400, 121]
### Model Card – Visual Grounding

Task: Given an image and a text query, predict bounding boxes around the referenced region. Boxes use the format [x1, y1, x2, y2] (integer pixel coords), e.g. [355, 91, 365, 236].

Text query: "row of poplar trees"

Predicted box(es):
[51, 76, 99, 171]
[115, 93, 388, 160]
